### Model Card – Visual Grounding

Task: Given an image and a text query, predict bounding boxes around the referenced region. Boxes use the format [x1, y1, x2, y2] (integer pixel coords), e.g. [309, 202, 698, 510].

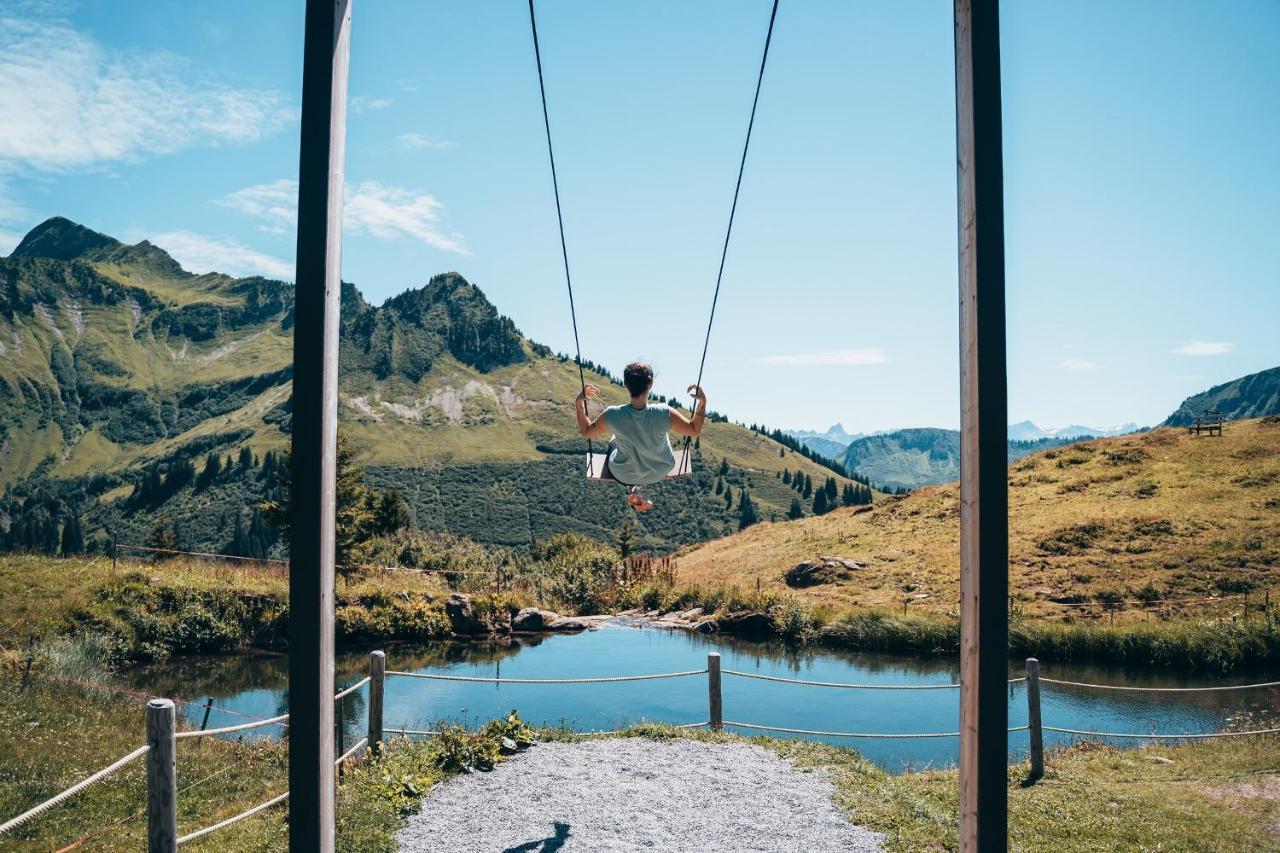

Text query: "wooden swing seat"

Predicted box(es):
[585, 443, 693, 481]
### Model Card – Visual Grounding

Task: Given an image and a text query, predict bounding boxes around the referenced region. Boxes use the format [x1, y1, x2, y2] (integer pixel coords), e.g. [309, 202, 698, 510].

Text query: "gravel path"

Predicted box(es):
[397, 738, 885, 852]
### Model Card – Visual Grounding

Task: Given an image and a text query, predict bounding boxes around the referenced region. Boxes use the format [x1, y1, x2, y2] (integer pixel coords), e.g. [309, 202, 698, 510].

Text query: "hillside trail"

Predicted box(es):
[396, 738, 884, 852]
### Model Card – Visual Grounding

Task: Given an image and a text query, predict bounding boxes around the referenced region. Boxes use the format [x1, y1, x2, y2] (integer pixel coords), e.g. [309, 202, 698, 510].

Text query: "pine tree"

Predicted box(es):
[718, 458, 730, 477]
[737, 490, 758, 529]
[371, 488, 412, 536]
[196, 452, 222, 490]
[782, 469, 792, 485]
[60, 512, 84, 556]
[238, 446, 255, 468]
[787, 497, 804, 520]
[724, 486, 733, 509]
[779, 447, 785, 458]
[714, 478, 724, 495]
[803, 474, 813, 498]
[824, 477, 837, 501]
[814, 489, 829, 515]
[148, 513, 178, 553]
[615, 515, 637, 558]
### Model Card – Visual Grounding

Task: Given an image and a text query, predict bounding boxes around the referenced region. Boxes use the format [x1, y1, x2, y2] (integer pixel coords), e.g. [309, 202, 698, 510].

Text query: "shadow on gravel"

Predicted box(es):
[501, 821, 571, 852]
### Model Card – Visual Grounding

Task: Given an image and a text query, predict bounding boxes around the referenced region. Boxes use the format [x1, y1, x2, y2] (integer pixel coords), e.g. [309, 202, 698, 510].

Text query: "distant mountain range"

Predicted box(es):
[788, 369, 1280, 492]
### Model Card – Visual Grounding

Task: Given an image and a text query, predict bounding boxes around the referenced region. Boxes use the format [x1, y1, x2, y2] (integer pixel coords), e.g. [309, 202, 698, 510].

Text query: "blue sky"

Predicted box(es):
[1, 0, 1276, 433]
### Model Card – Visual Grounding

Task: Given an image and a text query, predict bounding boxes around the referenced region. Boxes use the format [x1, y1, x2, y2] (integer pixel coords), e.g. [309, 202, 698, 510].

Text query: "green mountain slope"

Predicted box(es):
[0, 217, 856, 554]
[1163, 365, 1280, 426]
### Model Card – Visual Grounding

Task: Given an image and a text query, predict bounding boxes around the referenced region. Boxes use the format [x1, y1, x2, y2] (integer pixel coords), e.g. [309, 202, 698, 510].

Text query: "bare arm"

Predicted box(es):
[576, 384, 610, 439]
[669, 384, 707, 438]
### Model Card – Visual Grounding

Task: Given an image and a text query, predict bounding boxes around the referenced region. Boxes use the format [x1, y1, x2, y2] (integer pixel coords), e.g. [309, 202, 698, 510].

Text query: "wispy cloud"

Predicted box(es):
[151, 231, 293, 280]
[344, 181, 469, 254]
[1062, 358, 1097, 370]
[753, 348, 889, 367]
[216, 178, 297, 235]
[350, 95, 392, 114]
[1173, 340, 1233, 356]
[397, 133, 456, 151]
[0, 16, 294, 174]
[217, 178, 470, 255]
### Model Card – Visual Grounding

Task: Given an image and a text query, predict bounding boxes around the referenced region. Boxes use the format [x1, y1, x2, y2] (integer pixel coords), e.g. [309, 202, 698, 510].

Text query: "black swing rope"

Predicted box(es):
[528, 0, 781, 464]
[687, 0, 780, 449]
[527, 0, 595, 463]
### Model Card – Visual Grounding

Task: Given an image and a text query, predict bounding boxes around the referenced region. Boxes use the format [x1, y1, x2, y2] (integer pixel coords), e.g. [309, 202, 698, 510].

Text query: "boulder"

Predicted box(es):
[784, 556, 866, 588]
[546, 615, 611, 632]
[718, 611, 773, 638]
[445, 593, 487, 634]
[512, 607, 561, 632]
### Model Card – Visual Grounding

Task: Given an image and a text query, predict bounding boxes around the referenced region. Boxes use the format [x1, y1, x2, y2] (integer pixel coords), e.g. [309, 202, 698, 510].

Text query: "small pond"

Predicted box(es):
[124, 621, 1278, 772]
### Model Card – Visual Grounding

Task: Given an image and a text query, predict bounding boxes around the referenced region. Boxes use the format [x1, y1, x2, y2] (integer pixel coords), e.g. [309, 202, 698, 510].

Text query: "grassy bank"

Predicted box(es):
[614, 579, 1280, 673]
[0, 553, 531, 664]
[678, 420, 1280, 621]
[3, 551, 1278, 673]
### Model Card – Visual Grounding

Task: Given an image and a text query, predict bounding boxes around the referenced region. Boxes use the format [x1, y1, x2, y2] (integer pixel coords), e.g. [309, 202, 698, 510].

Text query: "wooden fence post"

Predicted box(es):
[369, 650, 385, 752]
[707, 652, 722, 731]
[1025, 658, 1043, 782]
[146, 699, 177, 853]
[199, 697, 213, 732]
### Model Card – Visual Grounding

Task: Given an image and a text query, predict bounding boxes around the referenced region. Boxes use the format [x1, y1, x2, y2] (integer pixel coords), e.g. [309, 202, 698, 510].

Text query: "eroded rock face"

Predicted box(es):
[784, 556, 866, 588]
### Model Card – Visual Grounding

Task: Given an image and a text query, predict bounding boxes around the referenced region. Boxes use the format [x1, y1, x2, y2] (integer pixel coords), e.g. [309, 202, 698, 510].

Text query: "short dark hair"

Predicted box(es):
[623, 361, 654, 397]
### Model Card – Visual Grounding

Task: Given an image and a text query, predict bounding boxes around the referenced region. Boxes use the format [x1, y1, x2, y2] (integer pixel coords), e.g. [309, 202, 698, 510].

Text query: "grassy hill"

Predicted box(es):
[677, 418, 1280, 620]
[0, 217, 857, 554]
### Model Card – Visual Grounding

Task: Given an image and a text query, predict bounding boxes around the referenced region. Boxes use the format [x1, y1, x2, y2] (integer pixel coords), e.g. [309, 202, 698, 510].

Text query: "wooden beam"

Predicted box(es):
[289, 1, 352, 850]
[954, 1, 1008, 850]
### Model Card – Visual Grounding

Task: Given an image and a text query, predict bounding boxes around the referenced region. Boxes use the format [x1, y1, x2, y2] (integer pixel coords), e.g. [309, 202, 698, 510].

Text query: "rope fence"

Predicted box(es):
[385, 668, 706, 685]
[0, 745, 150, 836]
[175, 713, 289, 740]
[724, 722, 1033, 739]
[1040, 677, 1280, 693]
[175, 792, 288, 846]
[7, 649, 1279, 850]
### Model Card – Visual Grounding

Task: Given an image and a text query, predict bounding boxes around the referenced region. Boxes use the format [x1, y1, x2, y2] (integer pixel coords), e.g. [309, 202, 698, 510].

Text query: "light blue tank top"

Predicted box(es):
[603, 403, 676, 485]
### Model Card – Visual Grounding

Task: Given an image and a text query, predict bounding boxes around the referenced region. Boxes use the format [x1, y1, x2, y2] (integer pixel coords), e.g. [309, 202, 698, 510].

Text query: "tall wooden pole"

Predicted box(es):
[290, 1, 351, 850]
[954, 1, 1008, 850]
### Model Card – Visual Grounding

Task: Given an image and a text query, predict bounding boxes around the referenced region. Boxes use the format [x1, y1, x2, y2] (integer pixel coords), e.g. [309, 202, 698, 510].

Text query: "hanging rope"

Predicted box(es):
[687, 0, 780, 442]
[527, 0, 594, 462]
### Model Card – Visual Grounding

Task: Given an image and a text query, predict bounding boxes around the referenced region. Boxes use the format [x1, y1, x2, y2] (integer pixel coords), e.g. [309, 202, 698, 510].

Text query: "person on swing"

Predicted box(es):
[575, 362, 707, 512]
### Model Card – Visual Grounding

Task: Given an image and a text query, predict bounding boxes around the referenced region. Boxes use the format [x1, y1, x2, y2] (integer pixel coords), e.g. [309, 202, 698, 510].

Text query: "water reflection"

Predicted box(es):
[123, 623, 1278, 773]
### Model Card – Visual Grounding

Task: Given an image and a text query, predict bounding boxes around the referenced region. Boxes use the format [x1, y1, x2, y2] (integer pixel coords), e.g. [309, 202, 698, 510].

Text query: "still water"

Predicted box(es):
[124, 621, 1277, 772]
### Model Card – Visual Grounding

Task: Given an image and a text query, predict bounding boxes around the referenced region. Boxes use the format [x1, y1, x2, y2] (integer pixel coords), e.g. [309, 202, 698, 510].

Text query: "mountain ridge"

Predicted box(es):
[0, 217, 856, 554]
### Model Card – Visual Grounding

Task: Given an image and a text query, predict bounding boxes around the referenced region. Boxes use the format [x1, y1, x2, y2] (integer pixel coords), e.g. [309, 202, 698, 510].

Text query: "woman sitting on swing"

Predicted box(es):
[575, 362, 707, 512]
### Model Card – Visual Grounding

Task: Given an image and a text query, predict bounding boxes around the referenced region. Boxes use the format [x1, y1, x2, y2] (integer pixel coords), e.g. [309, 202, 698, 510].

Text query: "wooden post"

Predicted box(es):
[368, 650, 385, 752]
[289, 0, 352, 849]
[707, 652, 722, 731]
[146, 699, 177, 853]
[954, 1, 1008, 849]
[198, 697, 213, 732]
[1025, 658, 1043, 781]
[335, 712, 345, 780]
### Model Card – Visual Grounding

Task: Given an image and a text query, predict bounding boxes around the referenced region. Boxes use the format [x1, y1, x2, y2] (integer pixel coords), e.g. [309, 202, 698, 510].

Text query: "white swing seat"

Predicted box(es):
[585, 443, 694, 481]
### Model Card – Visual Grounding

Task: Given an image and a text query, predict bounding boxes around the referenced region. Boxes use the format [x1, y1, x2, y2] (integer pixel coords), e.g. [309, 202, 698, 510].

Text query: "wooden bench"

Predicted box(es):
[1188, 409, 1224, 436]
